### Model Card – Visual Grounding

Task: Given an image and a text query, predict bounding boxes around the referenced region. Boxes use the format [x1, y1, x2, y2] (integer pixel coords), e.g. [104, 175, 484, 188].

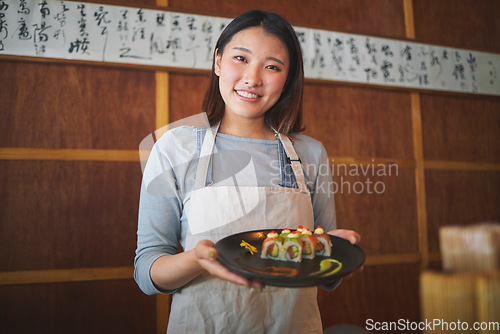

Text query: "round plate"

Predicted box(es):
[214, 229, 365, 287]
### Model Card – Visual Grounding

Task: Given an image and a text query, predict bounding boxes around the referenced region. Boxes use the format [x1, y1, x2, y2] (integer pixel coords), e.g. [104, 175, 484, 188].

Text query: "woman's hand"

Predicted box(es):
[194, 240, 265, 289]
[327, 229, 363, 277]
[327, 229, 361, 245]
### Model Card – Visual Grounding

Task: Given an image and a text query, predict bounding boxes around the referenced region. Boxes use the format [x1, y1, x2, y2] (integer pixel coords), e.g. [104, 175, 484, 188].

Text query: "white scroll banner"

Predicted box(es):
[1, 0, 499, 96]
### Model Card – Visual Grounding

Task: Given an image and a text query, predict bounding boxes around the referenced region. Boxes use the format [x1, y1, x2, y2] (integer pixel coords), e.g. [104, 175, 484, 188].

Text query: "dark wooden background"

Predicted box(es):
[1, 0, 499, 333]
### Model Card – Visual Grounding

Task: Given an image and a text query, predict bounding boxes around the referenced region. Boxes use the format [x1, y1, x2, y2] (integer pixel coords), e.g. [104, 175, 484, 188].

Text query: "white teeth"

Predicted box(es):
[236, 90, 259, 99]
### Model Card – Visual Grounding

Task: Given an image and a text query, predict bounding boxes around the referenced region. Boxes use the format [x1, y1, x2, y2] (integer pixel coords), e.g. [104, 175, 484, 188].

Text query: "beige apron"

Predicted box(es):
[167, 124, 323, 334]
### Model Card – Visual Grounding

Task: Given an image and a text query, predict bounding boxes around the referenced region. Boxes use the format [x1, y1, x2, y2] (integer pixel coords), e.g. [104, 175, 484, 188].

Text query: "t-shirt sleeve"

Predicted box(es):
[134, 135, 185, 295]
[310, 143, 337, 232]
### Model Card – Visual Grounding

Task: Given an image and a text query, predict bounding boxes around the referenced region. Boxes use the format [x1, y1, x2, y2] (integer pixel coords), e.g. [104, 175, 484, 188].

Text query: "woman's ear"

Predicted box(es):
[214, 48, 221, 77]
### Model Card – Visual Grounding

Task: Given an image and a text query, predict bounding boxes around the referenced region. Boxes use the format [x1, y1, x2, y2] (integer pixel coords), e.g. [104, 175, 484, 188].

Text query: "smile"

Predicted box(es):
[235, 90, 261, 99]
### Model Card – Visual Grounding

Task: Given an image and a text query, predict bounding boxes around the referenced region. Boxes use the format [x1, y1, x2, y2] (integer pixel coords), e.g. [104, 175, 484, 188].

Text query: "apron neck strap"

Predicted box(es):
[273, 132, 308, 192]
[194, 122, 220, 190]
[195, 122, 307, 192]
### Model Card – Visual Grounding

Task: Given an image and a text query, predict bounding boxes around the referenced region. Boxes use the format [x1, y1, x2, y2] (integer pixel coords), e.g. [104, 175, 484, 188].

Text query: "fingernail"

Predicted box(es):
[209, 250, 214, 259]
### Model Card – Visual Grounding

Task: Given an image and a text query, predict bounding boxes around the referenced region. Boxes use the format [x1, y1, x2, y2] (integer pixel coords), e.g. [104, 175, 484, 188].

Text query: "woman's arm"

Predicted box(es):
[150, 240, 263, 291]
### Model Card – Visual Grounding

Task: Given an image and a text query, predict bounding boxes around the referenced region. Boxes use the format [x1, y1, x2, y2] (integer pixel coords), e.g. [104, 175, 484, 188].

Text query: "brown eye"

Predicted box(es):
[266, 65, 281, 72]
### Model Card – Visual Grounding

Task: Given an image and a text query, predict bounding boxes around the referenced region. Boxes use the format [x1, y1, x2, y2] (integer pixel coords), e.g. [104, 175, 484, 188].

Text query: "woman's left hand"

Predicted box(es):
[327, 229, 363, 277]
[327, 229, 361, 245]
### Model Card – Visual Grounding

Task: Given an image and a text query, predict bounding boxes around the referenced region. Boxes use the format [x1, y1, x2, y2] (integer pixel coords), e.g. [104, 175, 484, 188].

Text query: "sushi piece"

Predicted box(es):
[260, 231, 283, 261]
[300, 229, 317, 260]
[313, 226, 332, 257]
[282, 231, 303, 262]
[279, 228, 291, 240]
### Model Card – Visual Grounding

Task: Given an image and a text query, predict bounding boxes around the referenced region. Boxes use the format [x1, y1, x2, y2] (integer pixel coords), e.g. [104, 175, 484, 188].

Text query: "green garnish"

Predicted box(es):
[310, 259, 343, 277]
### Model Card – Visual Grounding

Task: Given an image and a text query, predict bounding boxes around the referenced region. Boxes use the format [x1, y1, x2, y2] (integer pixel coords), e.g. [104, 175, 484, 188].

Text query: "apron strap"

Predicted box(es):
[194, 122, 308, 192]
[275, 132, 308, 192]
[194, 123, 220, 189]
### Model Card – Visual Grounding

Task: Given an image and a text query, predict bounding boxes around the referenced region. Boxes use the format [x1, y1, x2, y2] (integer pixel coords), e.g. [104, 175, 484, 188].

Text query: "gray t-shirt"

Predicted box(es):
[134, 126, 337, 295]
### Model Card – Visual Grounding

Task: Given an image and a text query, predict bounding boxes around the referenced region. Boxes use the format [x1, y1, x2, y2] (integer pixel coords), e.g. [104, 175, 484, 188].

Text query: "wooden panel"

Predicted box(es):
[425, 170, 500, 253]
[334, 168, 418, 255]
[0, 61, 156, 149]
[0, 2, 496, 334]
[303, 84, 413, 160]
[0, 160, 142, 271]
[0, 279, 156, 334]
[169, 0, 406, 39]
[318, 263, 421, 329]
[414, 0, 500, 53]
[421, 93, 500, 163]
[169, 73, 210, 122]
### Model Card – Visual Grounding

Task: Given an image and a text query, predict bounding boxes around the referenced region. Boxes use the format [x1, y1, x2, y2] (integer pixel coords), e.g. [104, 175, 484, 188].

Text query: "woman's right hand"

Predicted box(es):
[194, 240, 264, 289]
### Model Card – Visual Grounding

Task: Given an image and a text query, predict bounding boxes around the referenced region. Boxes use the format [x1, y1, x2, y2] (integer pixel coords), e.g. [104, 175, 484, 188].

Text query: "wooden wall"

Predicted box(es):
[1, 0, 499, 333]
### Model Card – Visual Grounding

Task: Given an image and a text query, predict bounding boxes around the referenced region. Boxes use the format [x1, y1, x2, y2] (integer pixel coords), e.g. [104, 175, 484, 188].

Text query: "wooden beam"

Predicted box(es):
[154, 3, 170, 333]
[2, 148, 496, 171]
[403, 0, 416, 39]
[0, 267, 133, 285]
[411, 93, 430, 269]
[0, 253, 427, 286]
[155, 71, 170, 139]
[404, 0, 429, 269]
[154, 70, 171, 334]
[424, 160, 500, 171]
[156, 0, 169, 7]
[0, 148, 140, 162]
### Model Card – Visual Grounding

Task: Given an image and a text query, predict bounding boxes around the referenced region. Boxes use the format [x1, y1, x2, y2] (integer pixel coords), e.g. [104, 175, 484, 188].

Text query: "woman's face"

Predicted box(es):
[215, 27, 289, 124]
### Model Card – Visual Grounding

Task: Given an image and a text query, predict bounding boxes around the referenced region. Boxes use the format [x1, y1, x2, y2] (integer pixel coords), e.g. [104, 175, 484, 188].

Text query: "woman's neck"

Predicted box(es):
[218, 115, 276, 140]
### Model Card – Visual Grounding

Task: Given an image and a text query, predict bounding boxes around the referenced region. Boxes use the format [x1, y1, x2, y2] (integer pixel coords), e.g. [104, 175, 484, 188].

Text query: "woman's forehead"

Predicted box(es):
[226, 27, 289, 60]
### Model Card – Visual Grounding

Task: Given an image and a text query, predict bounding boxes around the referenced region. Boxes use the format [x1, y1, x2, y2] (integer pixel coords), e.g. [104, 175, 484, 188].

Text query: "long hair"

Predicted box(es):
[202, 10, 305, 135]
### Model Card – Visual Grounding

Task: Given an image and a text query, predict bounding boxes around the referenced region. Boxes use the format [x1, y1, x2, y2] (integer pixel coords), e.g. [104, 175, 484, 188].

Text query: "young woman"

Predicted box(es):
[135, 10, 360, 333]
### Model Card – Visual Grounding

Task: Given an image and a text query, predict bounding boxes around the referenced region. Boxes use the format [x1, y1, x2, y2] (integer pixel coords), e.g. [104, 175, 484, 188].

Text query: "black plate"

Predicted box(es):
[214, 229, 365, 287]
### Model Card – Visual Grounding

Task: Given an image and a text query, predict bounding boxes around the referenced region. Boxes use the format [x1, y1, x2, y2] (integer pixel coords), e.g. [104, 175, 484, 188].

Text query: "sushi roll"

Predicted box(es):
[282, 231, 303, 262]
[279, 228, 291, 240]
[300, 229, 317, 260]
[260, 231, 283, 261]
[313, 226, 332, 257]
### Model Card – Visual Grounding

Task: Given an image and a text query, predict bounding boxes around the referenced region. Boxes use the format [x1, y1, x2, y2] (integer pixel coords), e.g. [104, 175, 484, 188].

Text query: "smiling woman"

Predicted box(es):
[134, 9, 360, 334]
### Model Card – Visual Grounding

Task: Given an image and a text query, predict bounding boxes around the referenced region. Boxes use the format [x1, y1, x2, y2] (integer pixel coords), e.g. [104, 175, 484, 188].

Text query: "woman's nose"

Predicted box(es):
[244, 66, 262, 87]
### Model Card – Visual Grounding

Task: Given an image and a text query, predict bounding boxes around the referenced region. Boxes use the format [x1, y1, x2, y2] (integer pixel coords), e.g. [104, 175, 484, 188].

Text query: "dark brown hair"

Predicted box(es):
[202, 10, 305, 135]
